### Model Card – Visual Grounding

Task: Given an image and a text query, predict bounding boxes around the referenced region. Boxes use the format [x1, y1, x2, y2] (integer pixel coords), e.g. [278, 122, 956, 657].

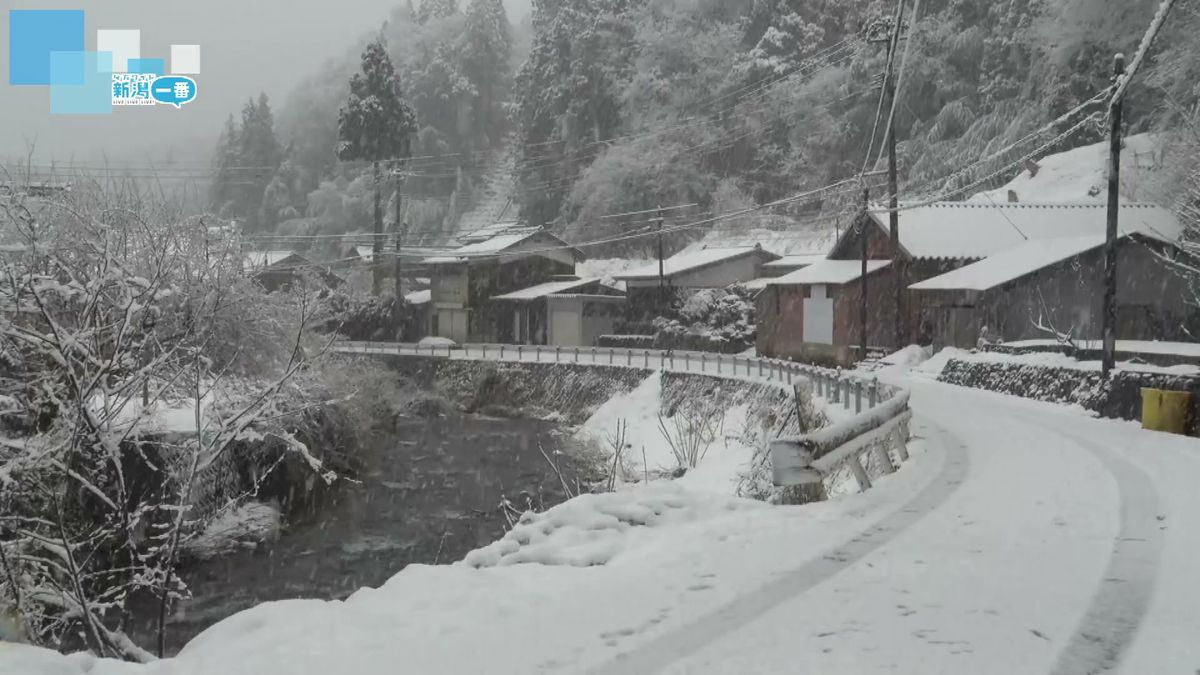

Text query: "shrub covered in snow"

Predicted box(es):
[650, 285, 758, 353]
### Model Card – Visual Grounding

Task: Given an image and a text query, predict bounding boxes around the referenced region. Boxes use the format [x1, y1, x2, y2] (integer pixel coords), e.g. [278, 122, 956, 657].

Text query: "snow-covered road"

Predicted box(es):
[616, 378, 1189, 674]
[6, 376, 1199, 675]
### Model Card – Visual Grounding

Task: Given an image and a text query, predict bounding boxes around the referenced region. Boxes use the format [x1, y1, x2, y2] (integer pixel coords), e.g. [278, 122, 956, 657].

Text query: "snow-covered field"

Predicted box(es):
[9, 360, 1200, 674]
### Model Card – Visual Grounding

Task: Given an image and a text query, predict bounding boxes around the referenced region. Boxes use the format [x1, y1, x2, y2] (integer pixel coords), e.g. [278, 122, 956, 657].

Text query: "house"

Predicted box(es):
[611, 245, 781, 319]
[757, 260, 892, 365]
[757, 201, 1183, 365]
[244, 250, 344, 292]
[910, 232, 1194, 348]
[421, 225, 584, 342]
[492, 277, 624, 345]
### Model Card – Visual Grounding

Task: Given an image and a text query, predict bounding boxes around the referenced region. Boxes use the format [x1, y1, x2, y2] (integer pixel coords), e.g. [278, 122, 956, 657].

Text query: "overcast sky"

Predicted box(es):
[0, 0, 531, 167]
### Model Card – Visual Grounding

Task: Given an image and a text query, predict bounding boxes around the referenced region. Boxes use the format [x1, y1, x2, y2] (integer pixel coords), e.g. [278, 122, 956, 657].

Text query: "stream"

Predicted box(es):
[137, 411, 588, 656]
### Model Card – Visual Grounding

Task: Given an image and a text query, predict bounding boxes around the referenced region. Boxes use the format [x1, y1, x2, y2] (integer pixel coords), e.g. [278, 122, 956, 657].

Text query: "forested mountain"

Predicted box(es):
[511, 0, 1185, 246]
[209, 0, 520, 255]
[212, 0, 1197, 261]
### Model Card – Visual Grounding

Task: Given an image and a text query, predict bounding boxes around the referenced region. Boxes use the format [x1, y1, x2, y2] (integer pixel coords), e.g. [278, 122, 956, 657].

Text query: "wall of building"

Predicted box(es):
[919, 241, 1197, 348]
[756, 285, 804, 358]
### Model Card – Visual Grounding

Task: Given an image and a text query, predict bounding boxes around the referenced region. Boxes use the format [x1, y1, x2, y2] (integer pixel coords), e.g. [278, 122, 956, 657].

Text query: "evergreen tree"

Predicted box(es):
[337, 40, 417, 295]
[210, 114, 240, 217]
[417, 0, 458, 23]
[461, 0, 512, 147]
[234, 93, 284, 231]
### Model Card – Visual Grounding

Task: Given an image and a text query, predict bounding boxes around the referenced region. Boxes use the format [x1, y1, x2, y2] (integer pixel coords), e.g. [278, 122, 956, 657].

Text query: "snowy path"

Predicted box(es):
[8, 377, 1200, 675]
[623, 380, 1194, 675]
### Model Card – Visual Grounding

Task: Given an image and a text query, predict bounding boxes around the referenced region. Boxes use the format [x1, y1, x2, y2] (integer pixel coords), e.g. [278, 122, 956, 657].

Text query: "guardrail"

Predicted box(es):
[336, 340, 910, 499]
[335, 341, 900, 404]
[770, 388, 912, 503]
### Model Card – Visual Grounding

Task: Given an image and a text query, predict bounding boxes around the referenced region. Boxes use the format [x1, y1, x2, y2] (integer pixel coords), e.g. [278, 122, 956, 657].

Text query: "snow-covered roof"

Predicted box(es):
[613, 246, 779, 281]
[741, 278, 773, 291]
[421, 228, 579, 264]
[762, 254, 828, 270]
[244, 250, 302, 270]
[456, 221, 530, 244]
[404, 289, 431, 305]
[971, 132, 1166, 204]
[909, 231, 1166, 291]
[354, 245, 374, 262]
[493, 277, 602, 301]
[767, 259, 891, 286]
[864, 202, 1181, 261]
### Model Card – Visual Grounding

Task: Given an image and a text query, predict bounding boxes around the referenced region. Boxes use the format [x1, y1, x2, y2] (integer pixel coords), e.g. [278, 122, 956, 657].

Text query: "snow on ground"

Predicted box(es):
[463, 483, 766, 568]
[1003, 338, 1200, 359]
[952, 347, 1200, 376]
[417, 336, 456, 347]
[12, 370, 1200, 675]
[574, 371, 758, 495]
[970, 132, 1165, 204]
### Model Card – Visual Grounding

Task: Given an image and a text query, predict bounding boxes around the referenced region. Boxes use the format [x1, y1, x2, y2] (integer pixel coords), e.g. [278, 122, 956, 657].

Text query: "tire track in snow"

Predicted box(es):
[1031, 423, 1164, 675]
[587, 417, 970, 675]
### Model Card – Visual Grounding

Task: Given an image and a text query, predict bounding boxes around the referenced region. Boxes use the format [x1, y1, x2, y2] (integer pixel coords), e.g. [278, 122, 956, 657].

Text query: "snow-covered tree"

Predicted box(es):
[417, 0, 458, 23]
[337, 40, 417, 295]
[0, 186, 334, 658]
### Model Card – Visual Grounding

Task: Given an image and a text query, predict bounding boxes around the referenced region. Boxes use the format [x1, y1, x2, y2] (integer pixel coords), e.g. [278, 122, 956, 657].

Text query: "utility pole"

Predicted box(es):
[884, 0, 906, 350]
[1101, 53, 1126, 377]
[656, 205, 666, 312]
[859, 187, 870, 363]
[393, 162, 409, 305]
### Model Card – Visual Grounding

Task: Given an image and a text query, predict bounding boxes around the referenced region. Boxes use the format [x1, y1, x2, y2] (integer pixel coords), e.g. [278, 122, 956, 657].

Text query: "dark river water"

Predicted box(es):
[139, 412, 585, 656]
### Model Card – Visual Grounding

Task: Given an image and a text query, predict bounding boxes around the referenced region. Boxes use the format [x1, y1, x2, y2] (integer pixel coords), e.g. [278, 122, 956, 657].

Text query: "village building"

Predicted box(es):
[491, 277, 624, 346]
[756, 260, 892, 365]
[611, 245, 780, 319]
[910, 231, 1194, 348]
[421, 224, 583, 342]
[757, 201, 1184, 365]
[244, 250, 344, 292]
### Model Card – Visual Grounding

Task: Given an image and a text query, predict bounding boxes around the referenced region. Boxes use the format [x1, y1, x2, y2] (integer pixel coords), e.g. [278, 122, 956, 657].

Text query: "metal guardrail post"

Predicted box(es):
[500, 344, 505, 358]
[609, 348, 615, 365]
[627, 349, 633, 366]
[717, 355, 722, 374]
[574, 347, 579, 363]
[517, 345, 523, 360]
[849, 455, 872, 492]
[893, 425, 910, 462]
[644, 350, 650, 368]
[873, 441, 896, 474]
[787, 365, 794, 385]
[868, 378, 878, 408]
[700, 353, 706, 372]
[670, 352, 675, 369]
[758, 359, 764, 378]
[556, 346, 561, 362]
[843, 379, 851, 410]
[855, 381, 863, 414]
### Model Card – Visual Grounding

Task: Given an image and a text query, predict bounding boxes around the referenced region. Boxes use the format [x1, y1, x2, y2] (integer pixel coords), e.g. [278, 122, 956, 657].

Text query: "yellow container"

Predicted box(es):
[1141, 388, 1191, 435]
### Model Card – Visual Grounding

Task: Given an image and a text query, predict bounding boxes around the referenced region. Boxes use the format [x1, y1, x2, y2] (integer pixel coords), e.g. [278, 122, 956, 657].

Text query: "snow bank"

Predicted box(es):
[575, 372, 760, 495]
[913, 347, 972, 378]
[462, 483, 766, 568]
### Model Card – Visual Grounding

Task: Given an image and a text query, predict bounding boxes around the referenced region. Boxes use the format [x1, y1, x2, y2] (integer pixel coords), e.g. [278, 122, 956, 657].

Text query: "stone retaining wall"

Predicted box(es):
[938, 358, 1200, 433]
